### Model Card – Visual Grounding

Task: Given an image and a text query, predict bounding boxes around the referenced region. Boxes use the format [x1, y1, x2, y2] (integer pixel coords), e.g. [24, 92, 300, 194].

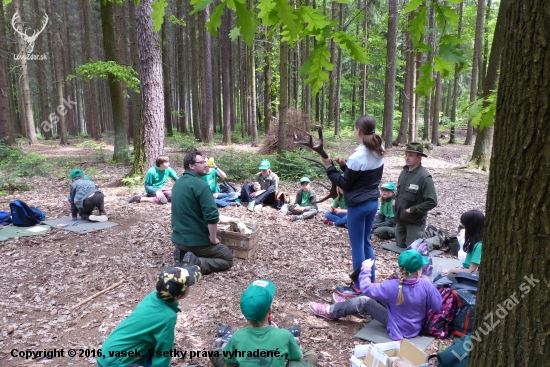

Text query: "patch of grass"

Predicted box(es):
[0, 143, 51, 195]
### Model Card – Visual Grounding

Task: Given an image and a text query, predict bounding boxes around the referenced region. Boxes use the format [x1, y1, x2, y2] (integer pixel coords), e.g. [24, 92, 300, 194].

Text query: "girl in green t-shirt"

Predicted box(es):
[324, 187, 348, 227]
[438, 210, 484, 284]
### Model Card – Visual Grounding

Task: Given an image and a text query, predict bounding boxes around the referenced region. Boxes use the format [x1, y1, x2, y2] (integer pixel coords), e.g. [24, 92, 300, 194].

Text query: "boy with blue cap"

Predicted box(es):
[240, 159, 279, 211]
[211, 279, 317, 367]
[69, 168, 108, 222]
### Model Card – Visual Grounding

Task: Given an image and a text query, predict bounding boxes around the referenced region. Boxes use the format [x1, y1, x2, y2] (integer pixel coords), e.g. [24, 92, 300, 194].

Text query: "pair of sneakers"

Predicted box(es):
[89, 212, 108, 222]
[173, 249, 202, 268]
[308, 292, 350, 320]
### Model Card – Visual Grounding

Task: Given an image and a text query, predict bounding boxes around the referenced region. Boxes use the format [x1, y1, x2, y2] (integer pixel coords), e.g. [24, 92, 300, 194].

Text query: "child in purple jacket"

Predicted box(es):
[309, 250, 442, 340]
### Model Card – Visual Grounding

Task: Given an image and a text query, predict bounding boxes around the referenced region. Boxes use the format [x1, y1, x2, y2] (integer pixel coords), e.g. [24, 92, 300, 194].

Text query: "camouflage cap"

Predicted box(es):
[156, 266, 201, 302]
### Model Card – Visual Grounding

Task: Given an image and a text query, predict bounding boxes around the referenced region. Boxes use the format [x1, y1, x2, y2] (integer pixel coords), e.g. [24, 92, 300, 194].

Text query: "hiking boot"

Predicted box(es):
[323, 219, 335, 226]
[286, 325, 301, 338]
[181, 251, 201, 268]
[335, 283, 362, 298]
[332, 292, 347, 303]
[309, 302, 333, 320]
[128, 195, 141, 203]
[214, 324, 234, 348]
[88, 215, 108, 222]
[247, 201, 256, 212]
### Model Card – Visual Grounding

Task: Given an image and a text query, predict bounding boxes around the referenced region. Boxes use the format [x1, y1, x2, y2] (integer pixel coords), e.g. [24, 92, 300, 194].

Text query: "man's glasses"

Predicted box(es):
[193, 160, 206, 165]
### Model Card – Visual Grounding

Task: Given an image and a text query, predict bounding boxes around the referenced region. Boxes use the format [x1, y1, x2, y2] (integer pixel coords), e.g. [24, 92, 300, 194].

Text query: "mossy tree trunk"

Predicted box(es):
[467, 0, 550, 365]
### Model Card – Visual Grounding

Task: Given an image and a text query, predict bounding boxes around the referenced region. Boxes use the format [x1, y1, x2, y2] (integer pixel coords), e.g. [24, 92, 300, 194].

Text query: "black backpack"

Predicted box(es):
[272, 192, 290, 210]
[9, 200, 46, 227]
[451, 273, 479, 337]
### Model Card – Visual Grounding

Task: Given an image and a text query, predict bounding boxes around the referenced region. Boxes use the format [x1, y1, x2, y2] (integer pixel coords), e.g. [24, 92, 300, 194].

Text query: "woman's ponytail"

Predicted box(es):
[355, 115, 385, 157]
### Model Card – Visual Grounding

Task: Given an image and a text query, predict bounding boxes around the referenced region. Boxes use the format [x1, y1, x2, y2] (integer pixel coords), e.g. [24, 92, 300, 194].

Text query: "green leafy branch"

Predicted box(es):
[68, 61, 140, 98]
[466, 92, 496, 131]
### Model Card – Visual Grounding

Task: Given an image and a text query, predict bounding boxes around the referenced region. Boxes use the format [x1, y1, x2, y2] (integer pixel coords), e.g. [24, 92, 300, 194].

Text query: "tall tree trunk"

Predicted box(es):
[176, 0, 187, 134]
[469, 0, 507, 170]
[12, 0, 37, 144]
[396, 29, 411, 144]
[327, 1, 337, 127]
[465, 0, 485, 145]
[202, 5, 214, 142]
[129, 0, 141, 142]
[468, 1, 550, 366]
[190, 11, 200, 140]
[480, 0, 492, 92]
[33, 0, 52, 140]
[161, 19, 173, 137]
[249, 3, 258, 146]
[81, 0, 100, 140]
[382, 0, 398, 148]
[263, 34, 272, 135]
[277, 39, 289, 154]
[408, 30, 417, 143]
[423, 3, 435, 141]
[432, 72, 442, 146]
[334, 2, 343, 138]
[220, 8, 232, 144]
[0, 2, 13, 145]
[62, 0, 77, 137]
[449, 2, 463, 144]
[361, 0, 370, 115]
[101, 0, 129, 161]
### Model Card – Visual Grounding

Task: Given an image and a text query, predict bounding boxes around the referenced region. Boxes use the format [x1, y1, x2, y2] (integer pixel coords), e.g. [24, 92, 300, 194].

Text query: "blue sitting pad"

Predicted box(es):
[354, 320, 434, 351]
[0, 224, 50, 242]
[42, 216, 118, 234]
[381, 241, 443, 256]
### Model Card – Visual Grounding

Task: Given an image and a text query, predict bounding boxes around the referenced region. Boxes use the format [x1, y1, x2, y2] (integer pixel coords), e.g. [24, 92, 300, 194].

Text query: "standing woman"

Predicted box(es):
[322, 116, 385, 297]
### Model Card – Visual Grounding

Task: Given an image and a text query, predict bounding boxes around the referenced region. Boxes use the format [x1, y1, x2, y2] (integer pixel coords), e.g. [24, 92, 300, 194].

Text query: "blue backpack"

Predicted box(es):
[9, 200, 46, 227]
[0, 211, 11, 225]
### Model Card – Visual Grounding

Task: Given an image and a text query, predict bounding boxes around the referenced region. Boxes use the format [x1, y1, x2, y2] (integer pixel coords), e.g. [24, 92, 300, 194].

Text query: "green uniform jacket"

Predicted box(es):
[144, 166, 178, 195]
[171, 170, 219, 247]
[254, 171, 279, 191]
[395, 164, 437, 226]
[99, 291, 180, 367]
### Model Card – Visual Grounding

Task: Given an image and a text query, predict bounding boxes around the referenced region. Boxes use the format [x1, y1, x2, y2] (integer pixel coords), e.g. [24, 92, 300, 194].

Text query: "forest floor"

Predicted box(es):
[0, 133, 488, 366]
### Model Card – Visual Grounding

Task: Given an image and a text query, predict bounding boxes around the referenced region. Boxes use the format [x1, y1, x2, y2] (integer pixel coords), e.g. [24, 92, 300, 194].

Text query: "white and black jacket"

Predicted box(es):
[326, 144, 384, 207]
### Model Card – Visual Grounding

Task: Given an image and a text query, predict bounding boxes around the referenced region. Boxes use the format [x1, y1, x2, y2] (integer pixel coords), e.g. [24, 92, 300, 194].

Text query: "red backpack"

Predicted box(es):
[422, 286, 457, 338]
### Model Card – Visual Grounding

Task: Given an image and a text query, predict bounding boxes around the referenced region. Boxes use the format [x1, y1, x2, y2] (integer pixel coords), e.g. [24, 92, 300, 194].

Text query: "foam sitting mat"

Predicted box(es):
[42, 216, 118, 234]
[381, 241, 443, 256]
[354, 320, 434, 351]
[0, 224, 50, 241]
[432, 257, 463, 272]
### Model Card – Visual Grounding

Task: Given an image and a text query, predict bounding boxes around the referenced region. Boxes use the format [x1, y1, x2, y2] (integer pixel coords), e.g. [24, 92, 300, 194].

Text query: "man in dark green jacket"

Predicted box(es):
[171, 151, 233, 274]
[394, 143, 438, 248]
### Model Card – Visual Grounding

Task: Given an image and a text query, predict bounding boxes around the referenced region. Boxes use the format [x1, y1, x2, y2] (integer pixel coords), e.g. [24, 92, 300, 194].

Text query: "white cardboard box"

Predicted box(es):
[363, 339, 428, 367]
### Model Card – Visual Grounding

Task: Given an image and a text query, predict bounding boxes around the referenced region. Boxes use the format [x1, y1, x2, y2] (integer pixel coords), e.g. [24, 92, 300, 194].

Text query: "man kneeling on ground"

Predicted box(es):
[172, 151, 233, 275]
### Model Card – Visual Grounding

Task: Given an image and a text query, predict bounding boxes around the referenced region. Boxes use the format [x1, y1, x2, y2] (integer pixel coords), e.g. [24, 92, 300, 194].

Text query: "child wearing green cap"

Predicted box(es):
[309, 250, 441, 340]
[276, 177, 318, 221]
[240, 160, 279, 211]
[69, 168, 108, 222]
[97, 266, 201, 367]
[211, 279, 317, 367]
[371, 181, 397, 239]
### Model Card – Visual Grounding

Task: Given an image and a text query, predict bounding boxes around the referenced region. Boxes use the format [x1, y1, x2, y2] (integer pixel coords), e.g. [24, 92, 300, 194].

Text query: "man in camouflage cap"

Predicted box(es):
[97, 266, 201, 367]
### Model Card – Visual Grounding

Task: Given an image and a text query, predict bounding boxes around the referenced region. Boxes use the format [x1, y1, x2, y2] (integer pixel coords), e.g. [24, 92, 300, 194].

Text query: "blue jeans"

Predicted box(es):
[347, 199, 378, 284]
[324, 212, 348, 226]
[215, 192, 238, 207]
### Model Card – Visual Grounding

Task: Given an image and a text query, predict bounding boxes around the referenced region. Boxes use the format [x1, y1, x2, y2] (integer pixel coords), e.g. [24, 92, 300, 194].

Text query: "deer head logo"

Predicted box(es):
[11, 11, 48, 54]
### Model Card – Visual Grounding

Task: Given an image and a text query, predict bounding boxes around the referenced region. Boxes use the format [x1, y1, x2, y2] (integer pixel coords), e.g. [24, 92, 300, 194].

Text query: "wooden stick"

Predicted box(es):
[70, 280, 125, 311]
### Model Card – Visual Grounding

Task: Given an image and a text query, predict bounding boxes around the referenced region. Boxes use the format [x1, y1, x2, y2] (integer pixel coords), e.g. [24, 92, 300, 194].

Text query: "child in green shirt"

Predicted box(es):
[278, 177, 319, 221]
[371, 181, 397, 239]
[323, 187, 348, 227]
[211, 279, 317, 367]
[129, 156, 178, 205]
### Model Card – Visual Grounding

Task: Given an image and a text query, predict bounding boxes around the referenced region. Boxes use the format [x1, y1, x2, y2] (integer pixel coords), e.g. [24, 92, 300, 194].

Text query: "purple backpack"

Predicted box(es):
[406, 238, 433, 276]
[422, 286, 457, 338]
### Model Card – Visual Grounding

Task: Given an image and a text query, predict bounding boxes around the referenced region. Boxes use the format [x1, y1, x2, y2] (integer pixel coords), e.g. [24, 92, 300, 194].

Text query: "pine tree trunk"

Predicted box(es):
[408, 28, 417, 143]
[327, 1, 337, 127]
[190, 12, 201, 140]
[432, 72, 441, 146]
[0, 3, 12, 145]
[33, 0, 52, 140]
[161, 20, 173, 137]
[334, 2, 343, 138]
[468, 1, 550, 365]
[220, 8, 232, 144]
[176, 0, 187, 134]
[396, 29, 411, 145]
[135, 0, 164, 168]
[361, 0, 370, 116]
[449, 2, 463, 144]
[263, 34, 272, 135]
[249, 1, 258, 146]
[129, 0, 142, 141]
[61, 0, 77, 137]
[465, 0, 485, 145]
[470, 0, 507, 170]
[13, 0, 37, 144]
[382, 0, 398, 148]
[277, 39, 289, 154]
[202, 5, 214, 143]
[423, 3, 435, 141]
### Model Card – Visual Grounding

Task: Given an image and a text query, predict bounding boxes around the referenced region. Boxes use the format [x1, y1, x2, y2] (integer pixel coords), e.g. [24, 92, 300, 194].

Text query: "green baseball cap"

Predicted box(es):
[299, 177, 311, 183]
[258, 160, 271, 170]
[398, 250, 430, 275]
[70, 169, 84, 180]
[240, 279, 276, 325]
[381, 182, 396, 191]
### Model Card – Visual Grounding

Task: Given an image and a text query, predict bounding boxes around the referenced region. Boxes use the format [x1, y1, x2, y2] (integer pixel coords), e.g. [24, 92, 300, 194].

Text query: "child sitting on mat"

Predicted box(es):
[69, 168, 108, 222]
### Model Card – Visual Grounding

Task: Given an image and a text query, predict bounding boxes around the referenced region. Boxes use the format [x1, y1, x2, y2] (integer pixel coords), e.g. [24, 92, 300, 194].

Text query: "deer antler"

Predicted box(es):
[294, 126, 337, 203]
[11, 12, 48, 54]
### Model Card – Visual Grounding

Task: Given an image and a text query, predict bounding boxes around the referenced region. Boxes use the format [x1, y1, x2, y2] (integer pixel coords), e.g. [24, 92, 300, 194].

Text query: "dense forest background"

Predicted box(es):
[0, 0, 498, 172]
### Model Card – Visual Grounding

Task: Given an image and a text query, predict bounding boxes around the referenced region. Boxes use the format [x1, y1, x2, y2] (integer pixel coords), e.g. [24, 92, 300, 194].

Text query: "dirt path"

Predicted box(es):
[0, 140, 487, 366]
